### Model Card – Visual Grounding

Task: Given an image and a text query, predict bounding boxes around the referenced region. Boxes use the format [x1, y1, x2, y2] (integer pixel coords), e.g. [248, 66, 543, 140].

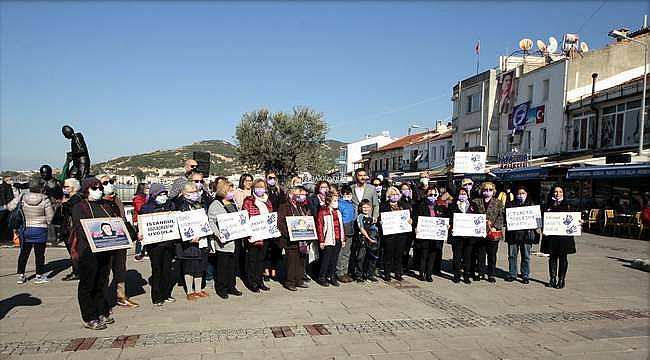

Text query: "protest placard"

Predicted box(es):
[138, 211, 181, 245]
[452, 213, 487, 237]
[415, 216, 449, 240]
[81, 217, 133, 252]
[215, 210, 251, 242]
[506, 205, 542, 231]
[454, 152, 486, 173]
[543, 212, 582, 236]
[380, 210, 412, 235]
[176, 209, 214, 241]
[250, 212, 280, 241]
[286, 216, 318, 241]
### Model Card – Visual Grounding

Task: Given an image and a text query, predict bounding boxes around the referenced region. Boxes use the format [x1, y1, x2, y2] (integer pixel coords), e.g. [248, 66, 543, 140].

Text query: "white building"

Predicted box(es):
[338, 132, 395, 181]
[402, 122, 453, 173]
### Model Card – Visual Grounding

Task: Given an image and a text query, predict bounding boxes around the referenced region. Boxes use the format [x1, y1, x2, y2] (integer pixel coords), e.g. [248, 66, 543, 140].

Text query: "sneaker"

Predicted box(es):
[143, 255, 149, 260]
[366, 275, 378, 282]
[34, 275, 49, 284]
[99, 314, 115, 325]
[164, 297, 176, 303]
[154, 301, 165, 307]
[84, 320, 107, 330]
[16, 274, 26, 284]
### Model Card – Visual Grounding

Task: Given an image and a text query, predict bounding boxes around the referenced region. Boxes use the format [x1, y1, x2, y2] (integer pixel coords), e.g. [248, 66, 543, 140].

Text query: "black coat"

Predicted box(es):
[505, 200, 540, 244]
[540, 200, 576, 255]
[171, 197, 208, 260]
[448, 201, 480, 246]
[140, 198, 176, 248]
[379, 201, 410, 243]
[413, 200, 448, 250]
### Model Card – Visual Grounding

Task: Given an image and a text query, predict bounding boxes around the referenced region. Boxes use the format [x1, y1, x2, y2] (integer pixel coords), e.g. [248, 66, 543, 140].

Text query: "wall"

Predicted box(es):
[339, 135, 394, 178]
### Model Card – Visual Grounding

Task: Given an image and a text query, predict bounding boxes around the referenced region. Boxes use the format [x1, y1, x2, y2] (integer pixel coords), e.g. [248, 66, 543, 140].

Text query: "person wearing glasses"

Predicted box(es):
[189, 171, 214, 211]
[98, 174, 139, 308]
[242, 179, 274, 292]
[61, 178, 82, 281]
[169, 159, 199, 199]
[264, 171, 284, 282]
[234, 174, 254, 209]
[70, 178, 118, 330]
[310, 180, 330, 216]
[472, 181, 504, 283]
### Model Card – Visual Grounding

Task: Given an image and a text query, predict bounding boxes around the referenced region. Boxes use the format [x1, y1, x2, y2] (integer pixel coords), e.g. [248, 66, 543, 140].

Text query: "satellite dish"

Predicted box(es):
[548, 37, 558, 53]
[537, 40, 547, 52]
[580, 41, 589, 52]
[519, 38, 533, 51]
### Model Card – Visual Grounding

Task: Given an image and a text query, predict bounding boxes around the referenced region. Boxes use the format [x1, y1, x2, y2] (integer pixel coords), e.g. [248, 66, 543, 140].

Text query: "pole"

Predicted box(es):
[640, 44, 647, 154]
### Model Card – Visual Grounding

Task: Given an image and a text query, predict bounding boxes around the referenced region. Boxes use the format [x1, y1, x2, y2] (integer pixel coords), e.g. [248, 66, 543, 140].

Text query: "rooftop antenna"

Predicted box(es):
[547, 36, 559, 53]
[580, 41, 589, 52]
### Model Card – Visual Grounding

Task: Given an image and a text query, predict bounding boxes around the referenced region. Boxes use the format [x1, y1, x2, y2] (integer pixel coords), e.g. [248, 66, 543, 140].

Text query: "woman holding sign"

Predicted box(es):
[541, 186, 576, 289]
[449, 187, 479, 284]
[505, 186, 539, 284]
[139, 184, 177, 306]
[277, 185, 312, 291]
[173, 182, 210, 301]
[379, 186, 412, 282]
[242, 179, 273, 293]
[207, 180, 243, 299]
[473, 181, 504, 284]
[413, 186, 447, 282]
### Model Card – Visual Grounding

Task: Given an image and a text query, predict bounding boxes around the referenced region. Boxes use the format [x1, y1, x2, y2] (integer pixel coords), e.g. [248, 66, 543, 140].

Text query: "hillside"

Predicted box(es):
[93, 139, 346, 176]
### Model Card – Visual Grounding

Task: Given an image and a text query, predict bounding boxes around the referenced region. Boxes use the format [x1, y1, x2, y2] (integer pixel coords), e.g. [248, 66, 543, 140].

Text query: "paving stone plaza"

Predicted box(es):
[0, 232, 648, 359]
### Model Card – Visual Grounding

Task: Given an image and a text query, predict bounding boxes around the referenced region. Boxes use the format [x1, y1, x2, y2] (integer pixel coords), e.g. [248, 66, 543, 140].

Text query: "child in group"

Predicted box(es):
[354, 199, 380, 282]
[336, 186, 356, 283]
[315, 192, 346, 287]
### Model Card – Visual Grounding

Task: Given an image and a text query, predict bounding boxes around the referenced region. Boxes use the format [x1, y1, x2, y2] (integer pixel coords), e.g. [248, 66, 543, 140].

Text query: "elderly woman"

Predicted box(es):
[98, 174, 138, 308]
[413, 185, 447, 282]
[277, 185, 312, 291]
[207, 180, 243, 299]
[61, 178, 82, 281]
[173, 181, 210, 300]
[379, 186, 412, 282]
[242, 179, 273, 292]
[70, 178, 118, 330]
[472, 181, 504, 283]
[10, 180, 54, 285]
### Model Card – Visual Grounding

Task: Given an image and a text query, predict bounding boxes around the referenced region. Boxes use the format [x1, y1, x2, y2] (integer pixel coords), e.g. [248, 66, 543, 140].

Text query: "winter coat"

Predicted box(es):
[472, 197, 504, 241]
[242, 194, 273, 247]
[414, 200, 449, 250]
[540, 200, 576, 255]
[8, 192, 54, 229]
[505, 199, 539, 244]
[132, 194, 147, 224]
[316, 207, 345, 246]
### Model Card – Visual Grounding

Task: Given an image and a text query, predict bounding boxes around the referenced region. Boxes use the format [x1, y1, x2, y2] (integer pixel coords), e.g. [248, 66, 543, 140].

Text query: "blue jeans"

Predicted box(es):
[508, 243, 531, 279]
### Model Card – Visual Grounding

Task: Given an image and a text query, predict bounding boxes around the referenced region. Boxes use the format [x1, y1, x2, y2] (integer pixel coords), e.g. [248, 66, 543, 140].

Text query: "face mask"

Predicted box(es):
[295, 194, 307, 203]
[195, 182, 204, 191]
[375, 185, 382, 193]
[155, 195, 168, 205]
[389, 194, 401, 203]
[88, 188, 103, 201]
[185, 192, 201, 203]
[254, 188, 266, 197]
[103, 183, 115, 195]
[483, 190, 494, 198]
[552, 196, 563, 202]
[458, 194, 468, 202]
[516, 194, 526, 203]
[402, 190, 412, 198]
[267, 179, 276, 187]
[63, 189, 70, 196]
[330, 201, 339, 209]
[225, 191, 235, 200]
[463, 185, 473, 192]
[144, 189, 150, 196]
[427, 195, 438, 203]
[420, 178, 428, 185]
[319, 188, 328, 196]
[343, 195, 353, 201]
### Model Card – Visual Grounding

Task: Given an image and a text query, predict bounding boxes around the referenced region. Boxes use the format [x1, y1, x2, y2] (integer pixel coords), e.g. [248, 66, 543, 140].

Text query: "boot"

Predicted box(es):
[116, 285, 139, 308]
[547, 257, 558, 288]
[556, 278, 565, 289]
[547, 277, 557, 288]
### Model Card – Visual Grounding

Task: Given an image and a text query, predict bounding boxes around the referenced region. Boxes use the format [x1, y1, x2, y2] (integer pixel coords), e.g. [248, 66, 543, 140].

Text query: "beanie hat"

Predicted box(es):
[149, 183, 167, 198]
[81, 177, 101, 194]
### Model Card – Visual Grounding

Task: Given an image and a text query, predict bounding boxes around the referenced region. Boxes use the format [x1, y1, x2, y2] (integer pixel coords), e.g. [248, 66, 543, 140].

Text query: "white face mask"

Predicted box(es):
[88, 188, 103, 201]
[330, 201, 339, 209]
[103, 183, 115, 195]
[343, 195, 353, 201]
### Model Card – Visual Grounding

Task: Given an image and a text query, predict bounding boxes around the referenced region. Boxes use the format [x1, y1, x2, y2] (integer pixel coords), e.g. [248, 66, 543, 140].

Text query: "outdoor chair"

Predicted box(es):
[603, 210, 617, 235]
[587, 209, 600, 232]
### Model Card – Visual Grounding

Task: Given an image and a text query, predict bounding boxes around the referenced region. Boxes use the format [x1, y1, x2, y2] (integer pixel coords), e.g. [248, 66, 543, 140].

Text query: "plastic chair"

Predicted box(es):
[587, 209, 600, 231]
[603, 210, 616, 234]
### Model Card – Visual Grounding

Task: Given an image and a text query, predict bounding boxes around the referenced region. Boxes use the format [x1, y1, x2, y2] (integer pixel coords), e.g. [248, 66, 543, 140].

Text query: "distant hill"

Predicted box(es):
[92, 139, 346, 176]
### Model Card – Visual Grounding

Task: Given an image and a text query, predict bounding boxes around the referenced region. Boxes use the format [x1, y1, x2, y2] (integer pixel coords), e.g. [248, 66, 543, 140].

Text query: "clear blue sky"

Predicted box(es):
[1, 1, 648, 170]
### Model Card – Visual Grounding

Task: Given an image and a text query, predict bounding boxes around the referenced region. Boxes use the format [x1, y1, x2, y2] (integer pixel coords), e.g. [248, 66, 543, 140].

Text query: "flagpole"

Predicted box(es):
[475, 39, 480, 75]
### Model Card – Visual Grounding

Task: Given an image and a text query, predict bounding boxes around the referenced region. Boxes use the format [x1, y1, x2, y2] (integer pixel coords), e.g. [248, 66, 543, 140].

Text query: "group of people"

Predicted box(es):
[7, 159, 578, 331]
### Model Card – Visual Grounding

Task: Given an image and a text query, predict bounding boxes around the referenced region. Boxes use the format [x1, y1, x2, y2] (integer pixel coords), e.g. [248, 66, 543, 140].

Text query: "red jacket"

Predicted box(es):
[316, 206, 344, 245]
[242, 195, 273, 246]
[132, 194, 147, 224]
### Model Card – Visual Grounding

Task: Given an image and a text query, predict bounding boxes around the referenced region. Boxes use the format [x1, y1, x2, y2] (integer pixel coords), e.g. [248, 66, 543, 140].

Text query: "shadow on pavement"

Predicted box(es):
[0, 293, 42, 320]
[43, 258, 72, 278]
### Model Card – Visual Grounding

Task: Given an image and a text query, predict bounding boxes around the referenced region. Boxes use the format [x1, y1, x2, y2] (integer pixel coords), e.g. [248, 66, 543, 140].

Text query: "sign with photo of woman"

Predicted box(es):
[286, 216, 317, 241]
[80, 217, 133, 252]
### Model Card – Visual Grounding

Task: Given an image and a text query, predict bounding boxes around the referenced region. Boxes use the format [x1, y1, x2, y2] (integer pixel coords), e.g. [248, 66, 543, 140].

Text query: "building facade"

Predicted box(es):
[337, 133, 394, 180]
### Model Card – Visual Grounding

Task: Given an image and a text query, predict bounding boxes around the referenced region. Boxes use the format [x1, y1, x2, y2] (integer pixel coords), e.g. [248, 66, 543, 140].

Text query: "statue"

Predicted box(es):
[40, 164, 64, 201]
[62, 125, 91, 180]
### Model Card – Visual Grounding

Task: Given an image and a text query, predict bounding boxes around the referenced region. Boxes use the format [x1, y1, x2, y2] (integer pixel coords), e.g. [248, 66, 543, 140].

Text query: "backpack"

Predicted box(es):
[7, 194, 26, 236]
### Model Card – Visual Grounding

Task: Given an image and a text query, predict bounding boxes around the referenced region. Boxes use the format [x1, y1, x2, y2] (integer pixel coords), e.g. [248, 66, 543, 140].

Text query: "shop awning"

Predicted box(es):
[492, 166, 550, 181]
[566, 164, 650, 179]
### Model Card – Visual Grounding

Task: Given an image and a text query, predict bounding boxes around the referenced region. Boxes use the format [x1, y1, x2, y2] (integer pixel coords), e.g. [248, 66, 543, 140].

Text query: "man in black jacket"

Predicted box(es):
[0, 175, 15, 244]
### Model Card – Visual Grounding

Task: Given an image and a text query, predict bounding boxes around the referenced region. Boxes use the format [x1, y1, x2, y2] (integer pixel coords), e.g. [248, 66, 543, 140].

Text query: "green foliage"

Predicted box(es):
[235, 107, 332, 178]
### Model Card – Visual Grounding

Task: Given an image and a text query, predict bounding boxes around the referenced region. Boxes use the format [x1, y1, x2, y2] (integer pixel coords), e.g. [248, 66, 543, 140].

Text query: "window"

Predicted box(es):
[373, 160, 378, 171]
[431, 147, 436, 161]
[539, 128, 547, 149]
[464, 131, 480, 148]
[467, 93, 481, 113]
[527, 85, 534, 102]
[601, 100, 647, 148]
[440, 145, 445, 159]
[543, 79, 550, 101]
[385, 158, 389, 170]
[572, 114, 596, 150]
[524, 130, 531, 151]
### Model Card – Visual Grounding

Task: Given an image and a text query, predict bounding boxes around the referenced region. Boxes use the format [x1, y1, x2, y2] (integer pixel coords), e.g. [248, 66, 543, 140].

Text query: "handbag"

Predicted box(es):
[7, 194, 26, 237]
[69, 227, 80, 262]
[487, 229, 503, 241]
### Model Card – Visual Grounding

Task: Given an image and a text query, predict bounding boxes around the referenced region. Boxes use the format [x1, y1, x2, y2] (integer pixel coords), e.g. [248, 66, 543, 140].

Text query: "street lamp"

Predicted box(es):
[609, 29, 648, 155]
